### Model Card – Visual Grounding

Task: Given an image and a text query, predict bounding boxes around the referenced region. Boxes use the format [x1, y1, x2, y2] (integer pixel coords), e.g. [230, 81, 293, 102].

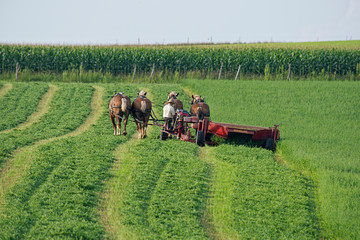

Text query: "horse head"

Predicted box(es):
[138, 91, 147, 97]
[167, 92, 183, 110]
[191, 95, 205, 105]
[190, 95, 209, 120]
[168, 91, 179, 101]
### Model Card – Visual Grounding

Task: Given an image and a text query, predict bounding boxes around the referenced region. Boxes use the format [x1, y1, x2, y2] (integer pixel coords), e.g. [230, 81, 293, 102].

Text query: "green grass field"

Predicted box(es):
[0, 79, 359, 239]
[183, 79, 360, 239]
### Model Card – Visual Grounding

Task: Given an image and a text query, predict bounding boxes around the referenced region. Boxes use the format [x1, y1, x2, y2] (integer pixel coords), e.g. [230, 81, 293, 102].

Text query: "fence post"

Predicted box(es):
[15, 62, 20, 82]
[218, 62, 223, 80]
[149, 63, 155, 83]
[235, 64, 241, 80]
[132, 65, 136, 83]
[287, 63, 291, 81]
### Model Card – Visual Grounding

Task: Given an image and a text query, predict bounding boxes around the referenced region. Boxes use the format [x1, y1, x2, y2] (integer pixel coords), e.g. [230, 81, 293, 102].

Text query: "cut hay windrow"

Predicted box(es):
[0, 84, 93, 167]
[0, 84, 138, 239]
[0, 82, 48, 131]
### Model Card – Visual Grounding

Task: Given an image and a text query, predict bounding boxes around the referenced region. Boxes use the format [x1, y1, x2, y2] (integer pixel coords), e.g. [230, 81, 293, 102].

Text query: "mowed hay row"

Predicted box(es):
[200, 145, 318, 239]
[101, 83, 317, 239]
[0, 81, 358, 239]
[0, 83, 12, 98]
[0, 82, 49, 132]
[0, 83, 93, 168]
[103, 84, 210, 239]
[0, 84, 138, 239]
[183, 79, 360, 239]
[107, 135, 211, 239]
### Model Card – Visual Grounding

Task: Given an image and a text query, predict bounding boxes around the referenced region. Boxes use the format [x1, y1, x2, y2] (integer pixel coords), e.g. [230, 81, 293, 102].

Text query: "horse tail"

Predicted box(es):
[140, 100, 147, 113]
[121, 97, 127, 112]
[197, 106, 204, 120]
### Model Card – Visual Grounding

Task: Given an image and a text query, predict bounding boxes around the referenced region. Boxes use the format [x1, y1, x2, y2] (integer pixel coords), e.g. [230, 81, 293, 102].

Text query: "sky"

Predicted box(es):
[1, 0, 359, 45]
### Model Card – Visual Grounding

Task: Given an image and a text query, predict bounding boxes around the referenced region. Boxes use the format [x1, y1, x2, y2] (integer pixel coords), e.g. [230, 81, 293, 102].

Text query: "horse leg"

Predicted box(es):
[141, 125, 145, 138]
[123, 113, 128, 136]
[116, 116, 121, 135]
[137, 122, 142, 139]
[110, 114, 116, 135]
[142, 123, 146, 139]
[142, 116, 150, 138]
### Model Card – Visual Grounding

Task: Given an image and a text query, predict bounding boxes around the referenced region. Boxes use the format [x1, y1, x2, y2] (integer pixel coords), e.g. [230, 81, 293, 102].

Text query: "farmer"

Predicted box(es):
[163, 98, 176, 131]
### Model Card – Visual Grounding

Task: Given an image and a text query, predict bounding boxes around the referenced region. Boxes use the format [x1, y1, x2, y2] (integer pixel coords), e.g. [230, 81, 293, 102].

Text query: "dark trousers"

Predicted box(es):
[164, 117, 173, 131]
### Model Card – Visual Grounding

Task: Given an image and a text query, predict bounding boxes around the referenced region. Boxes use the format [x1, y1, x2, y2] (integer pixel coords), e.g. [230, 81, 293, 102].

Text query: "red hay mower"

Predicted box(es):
[157, 109, 280, 150]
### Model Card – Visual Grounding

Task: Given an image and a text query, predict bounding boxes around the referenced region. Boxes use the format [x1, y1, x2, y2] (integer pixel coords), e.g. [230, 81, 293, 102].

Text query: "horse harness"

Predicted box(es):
[110, 94, 131, 120]
[131, 96, 153, 124]
[191, 98, 205, 105]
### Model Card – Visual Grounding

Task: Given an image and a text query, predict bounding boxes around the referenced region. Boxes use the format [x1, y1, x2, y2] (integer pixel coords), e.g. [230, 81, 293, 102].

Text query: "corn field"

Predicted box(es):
[1, 45, 360, 78]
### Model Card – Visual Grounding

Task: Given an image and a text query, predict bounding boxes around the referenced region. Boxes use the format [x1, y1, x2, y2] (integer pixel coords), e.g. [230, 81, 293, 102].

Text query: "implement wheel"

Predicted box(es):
[265, 138, 274, 150]
[196, 131, 205, 146]
[160, 131, 168, 140]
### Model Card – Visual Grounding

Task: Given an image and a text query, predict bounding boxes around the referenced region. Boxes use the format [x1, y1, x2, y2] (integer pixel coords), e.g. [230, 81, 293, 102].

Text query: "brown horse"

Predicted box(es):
[109, 92, 131, 135]
[190, 95, 210, 120]
[131, 90, 152, 139]
[167, 91, 183, 111]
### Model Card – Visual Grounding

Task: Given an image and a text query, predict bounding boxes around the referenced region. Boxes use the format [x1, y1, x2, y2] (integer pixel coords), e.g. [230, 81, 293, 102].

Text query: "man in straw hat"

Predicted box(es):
[163, 98, 176, 131]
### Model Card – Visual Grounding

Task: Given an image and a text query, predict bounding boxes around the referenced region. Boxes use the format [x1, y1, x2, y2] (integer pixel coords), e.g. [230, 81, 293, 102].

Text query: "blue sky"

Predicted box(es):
[1, 0, 359, 45]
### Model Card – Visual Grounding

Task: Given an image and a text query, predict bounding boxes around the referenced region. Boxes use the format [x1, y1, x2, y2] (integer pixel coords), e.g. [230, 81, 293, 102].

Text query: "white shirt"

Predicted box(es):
[163, 104, 175, 118]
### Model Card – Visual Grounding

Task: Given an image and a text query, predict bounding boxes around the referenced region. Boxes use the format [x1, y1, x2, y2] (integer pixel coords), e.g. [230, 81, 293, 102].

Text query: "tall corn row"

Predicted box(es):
[0, 45, 359, 78]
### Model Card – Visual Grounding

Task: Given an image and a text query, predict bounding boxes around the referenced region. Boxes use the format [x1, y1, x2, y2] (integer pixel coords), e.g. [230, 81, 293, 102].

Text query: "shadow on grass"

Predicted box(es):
[209, 133, 280, 151]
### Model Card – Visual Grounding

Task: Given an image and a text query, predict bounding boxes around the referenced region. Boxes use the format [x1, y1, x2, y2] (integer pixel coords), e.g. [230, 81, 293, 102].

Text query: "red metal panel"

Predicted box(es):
[180, 116, 280, 147]
[226, 128, 255, 135]
[252, 129, 273, 141]
[208, 122, 228, 138]
[183, 116, 199, 123]
[211, 121, 268, 131]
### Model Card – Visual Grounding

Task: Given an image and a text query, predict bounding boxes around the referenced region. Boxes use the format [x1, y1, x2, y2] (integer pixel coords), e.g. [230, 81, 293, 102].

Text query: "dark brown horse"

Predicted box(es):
[131, 90, 152, 139]
[167, 91, 183, 111]
[190, 95, 210, 120]
[109, 92, 131, 135]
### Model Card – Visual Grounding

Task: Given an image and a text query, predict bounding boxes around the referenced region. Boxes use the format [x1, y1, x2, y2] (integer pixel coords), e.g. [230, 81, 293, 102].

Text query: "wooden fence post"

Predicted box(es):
[132, 65, 136, 83]
[149, 63, 155, 83]
[235, 64, 241, 80]
[287, 63, 291, 81]
[15, 62, 20, 82]
[218, 62, 223, 80]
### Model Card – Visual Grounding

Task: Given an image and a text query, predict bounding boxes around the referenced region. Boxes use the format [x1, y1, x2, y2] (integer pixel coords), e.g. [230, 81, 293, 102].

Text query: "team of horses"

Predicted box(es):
[109, 90, 209, 139]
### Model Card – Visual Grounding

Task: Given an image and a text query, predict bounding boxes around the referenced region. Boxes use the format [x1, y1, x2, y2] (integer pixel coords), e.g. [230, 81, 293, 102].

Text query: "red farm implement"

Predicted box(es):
[158, 109, 280, 150]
